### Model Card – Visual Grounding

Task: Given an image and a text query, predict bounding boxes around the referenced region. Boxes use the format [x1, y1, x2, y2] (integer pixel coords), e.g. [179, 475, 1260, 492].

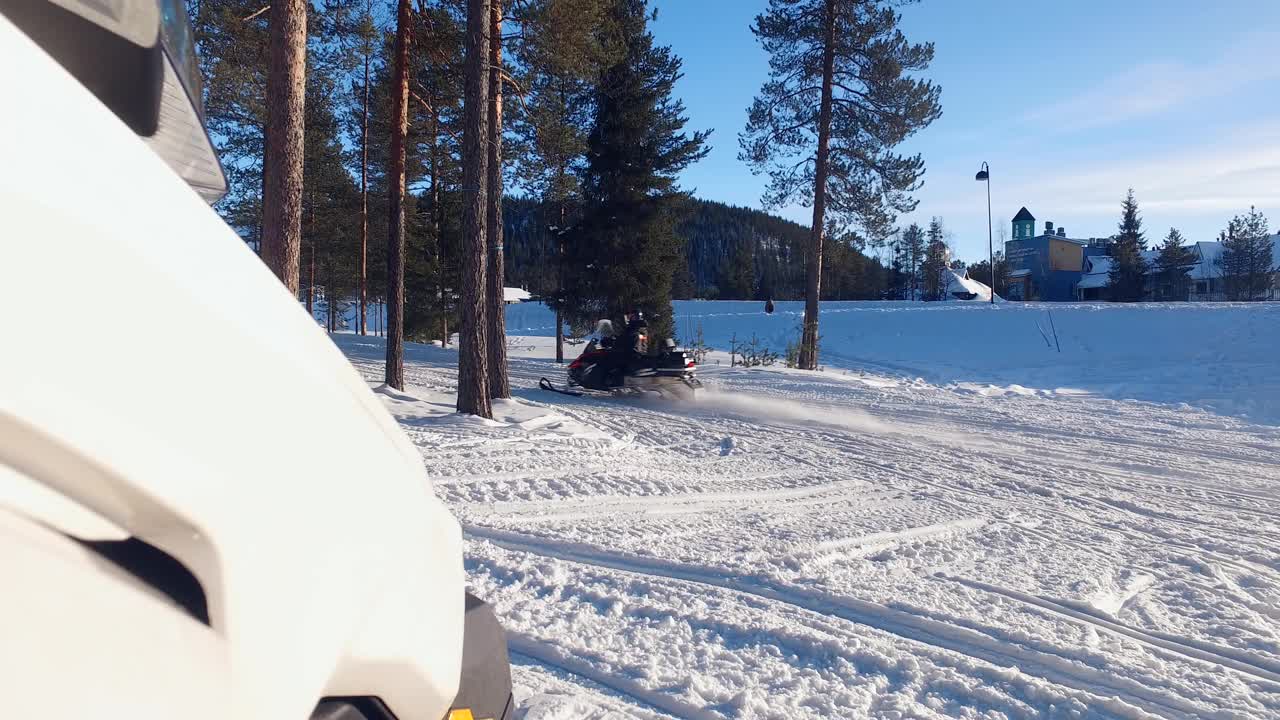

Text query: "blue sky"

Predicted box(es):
[649, 0, 1280, 263]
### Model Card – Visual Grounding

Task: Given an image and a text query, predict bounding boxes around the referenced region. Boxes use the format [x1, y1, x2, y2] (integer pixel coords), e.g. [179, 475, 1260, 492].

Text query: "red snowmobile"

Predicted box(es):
[540, 318, 701, 401]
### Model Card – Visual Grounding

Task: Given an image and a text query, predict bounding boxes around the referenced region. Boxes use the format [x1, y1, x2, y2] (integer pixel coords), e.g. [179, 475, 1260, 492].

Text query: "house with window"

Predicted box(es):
[1075, 236, 1280, 301]
[1004, 207, 1093, 301]
[1188, 242, 1226, 301]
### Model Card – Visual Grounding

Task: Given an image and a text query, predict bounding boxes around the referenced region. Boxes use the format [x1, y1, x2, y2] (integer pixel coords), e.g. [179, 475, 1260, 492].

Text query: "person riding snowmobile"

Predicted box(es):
[544, 311, 700, 400]
[619, 312, 649, 356]
[586, 310, 645, 386]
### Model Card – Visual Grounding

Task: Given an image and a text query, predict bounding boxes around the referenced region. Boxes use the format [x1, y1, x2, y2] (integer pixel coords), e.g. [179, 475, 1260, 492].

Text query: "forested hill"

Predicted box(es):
[504, 197, 887, 301]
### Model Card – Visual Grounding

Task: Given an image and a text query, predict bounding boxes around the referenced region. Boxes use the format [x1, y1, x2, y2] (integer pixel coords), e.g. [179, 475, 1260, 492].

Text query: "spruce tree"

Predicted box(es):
[1108, 189, 1148, 302]
[889, 239, 907, 299]
[1219, 207, 1272, 300]
[510, 0, 616, 362]
[921, 217, 948, 301]
[566, 0, 709, 341]
[1153, 228, 1195, 301]
[900, 223, 925, 299]
[741, 0, 941, 367]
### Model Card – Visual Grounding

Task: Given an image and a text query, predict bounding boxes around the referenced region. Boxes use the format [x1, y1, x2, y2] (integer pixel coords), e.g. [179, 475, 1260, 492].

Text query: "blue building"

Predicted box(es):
[1003, 207, 1099, 301]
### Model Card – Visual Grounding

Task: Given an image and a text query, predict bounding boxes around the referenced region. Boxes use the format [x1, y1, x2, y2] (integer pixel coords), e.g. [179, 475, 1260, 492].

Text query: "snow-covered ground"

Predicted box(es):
[509, 300, 1280, 425]
[335, 301, 1280, 719]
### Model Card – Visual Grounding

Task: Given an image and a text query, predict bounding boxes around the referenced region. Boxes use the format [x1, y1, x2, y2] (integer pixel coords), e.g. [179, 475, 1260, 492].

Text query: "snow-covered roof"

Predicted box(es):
[504, 287, 532, 303]
[1190, 242, 1223, 280]
[1077, 255, 1113, 289]
[1009, 268, 1031, 278]
[945, 270, 1001, 301]
[1084, 255, 1114, 275]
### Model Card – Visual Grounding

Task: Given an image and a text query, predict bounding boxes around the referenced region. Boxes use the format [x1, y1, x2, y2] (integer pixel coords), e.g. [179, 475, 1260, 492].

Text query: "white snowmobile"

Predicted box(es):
[0, 3, 512, 719]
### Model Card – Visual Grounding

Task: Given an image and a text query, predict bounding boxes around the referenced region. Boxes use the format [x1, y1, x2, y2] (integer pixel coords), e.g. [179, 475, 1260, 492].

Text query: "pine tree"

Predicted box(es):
[406, 3, 465, 346]
[566, 0, 709, 341]
[189, 0, 270, 245]
[888, 239, 907, 299]
[384, 0, 412, 390]
[332, 0, 381, 334]
[262, 0, 309, 296]
[456, 0, 493, 416]
[303, 61, 361, 329]
[741, 0, 941, 367]
[1219, 206, 1272, 300]
[1153, 228, 1195, 301]
[921, 217, 948, 301]
[1108, 189, 1148, 302]
[485, 0, 510, 399]
[900, 223, 925, 299]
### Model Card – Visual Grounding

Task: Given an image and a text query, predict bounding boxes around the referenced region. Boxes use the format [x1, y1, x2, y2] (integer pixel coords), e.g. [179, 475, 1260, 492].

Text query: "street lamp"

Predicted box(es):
[975, 162, 994, 305]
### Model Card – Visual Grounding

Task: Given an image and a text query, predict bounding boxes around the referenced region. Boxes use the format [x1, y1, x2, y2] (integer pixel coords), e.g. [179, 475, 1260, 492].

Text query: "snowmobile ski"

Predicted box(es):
[560, 326, 701, 402]
[539, 377, 583, 396]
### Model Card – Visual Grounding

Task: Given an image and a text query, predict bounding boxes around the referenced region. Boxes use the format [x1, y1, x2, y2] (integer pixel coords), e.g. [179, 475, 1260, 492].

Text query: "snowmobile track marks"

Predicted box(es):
[937, 573, 1280, 687]
[467, 526, 1226, 720]
[510, 640, 718, 720]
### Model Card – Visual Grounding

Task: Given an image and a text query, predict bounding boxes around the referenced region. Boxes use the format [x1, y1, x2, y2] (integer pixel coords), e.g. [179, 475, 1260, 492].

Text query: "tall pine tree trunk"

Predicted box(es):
[305, 239, 314, 314]
[431, 109, 448, 347]
[261, 0, 307, 296]
[456, 0, 492, 416]
[798, 0, 835, 371]
[306, 191, 315, 316]
[384, 0, 411, 390]
[484, 0, 510, 399]
[359, 52, 370, 336]
[555, 202, 565, 364]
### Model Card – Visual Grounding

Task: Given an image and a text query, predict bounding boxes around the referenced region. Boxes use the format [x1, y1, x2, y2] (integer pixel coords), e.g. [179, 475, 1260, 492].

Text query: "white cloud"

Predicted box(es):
[1018, 32, 1280, 134]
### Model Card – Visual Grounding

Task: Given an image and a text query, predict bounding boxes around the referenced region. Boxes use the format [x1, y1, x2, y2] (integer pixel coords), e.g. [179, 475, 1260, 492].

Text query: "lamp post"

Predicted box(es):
[975, 162, 994, 305]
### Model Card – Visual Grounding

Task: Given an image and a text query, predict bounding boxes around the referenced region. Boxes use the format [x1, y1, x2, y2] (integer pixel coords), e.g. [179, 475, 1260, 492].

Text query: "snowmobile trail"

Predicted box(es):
[335, 334, 1280, 718]
[511, 640, 722, 720]
[936, 573, 1280, 686]
[468, 527, 1228, 720]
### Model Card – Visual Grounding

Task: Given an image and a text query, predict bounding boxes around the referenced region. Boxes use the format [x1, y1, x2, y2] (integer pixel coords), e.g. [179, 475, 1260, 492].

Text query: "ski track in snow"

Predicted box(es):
[333, 321, 1280, 719]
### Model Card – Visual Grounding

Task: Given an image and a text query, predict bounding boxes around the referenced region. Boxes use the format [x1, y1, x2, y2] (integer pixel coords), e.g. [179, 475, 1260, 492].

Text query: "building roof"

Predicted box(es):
[945, 270, 1000, 301]
[1076, 273, 1109, 290]
[1078, 255, 1113, 289]
[1187, 241, 1224, 280]
[1012, 207, 1035, 222]
[504, 286, 532, 303]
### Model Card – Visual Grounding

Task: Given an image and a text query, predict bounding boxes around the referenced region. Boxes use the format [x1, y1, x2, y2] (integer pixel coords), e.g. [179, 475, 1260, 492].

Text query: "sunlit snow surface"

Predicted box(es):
[337, 301, 1280, 719]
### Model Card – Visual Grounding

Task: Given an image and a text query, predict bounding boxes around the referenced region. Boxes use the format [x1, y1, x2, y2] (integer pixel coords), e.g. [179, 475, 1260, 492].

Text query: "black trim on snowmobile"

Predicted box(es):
[538, 377, 583, 396]
[557, 339, 701, 401]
